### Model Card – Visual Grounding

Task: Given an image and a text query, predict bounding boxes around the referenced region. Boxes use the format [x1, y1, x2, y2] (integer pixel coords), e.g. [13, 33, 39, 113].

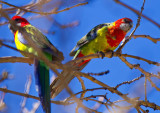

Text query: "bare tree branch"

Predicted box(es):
[0, 1, 88, 15]
[114, 0, 160, 28]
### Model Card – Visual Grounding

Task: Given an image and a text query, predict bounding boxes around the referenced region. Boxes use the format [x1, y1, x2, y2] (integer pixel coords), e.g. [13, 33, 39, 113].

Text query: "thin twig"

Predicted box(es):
[144, 77, 147, 101]
[0, 71, 9, 83]
[65, 87, 107, 102]
[132, 35, 160, 44]
[76, 76, 86, 98]
[139, 106, 146, 113]
[87, 70, 109, 76]
[20, 75, 32, 112]
[0, 1, 88, 15]
[121, 54, 160, 66]
[0, 39, 14, 43]
[119, 56, 134, 69]
[116, 0, 146, 52]
[147, 77, 160, 91]
[115, 74, 144, 89]
[114, 0, 160, 28]
[0, 87, 72, 105]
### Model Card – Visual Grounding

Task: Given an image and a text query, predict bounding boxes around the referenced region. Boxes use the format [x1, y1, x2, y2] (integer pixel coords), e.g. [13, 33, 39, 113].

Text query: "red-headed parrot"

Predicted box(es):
[9, 16, 64, 113]
[51, 18, 133, 98]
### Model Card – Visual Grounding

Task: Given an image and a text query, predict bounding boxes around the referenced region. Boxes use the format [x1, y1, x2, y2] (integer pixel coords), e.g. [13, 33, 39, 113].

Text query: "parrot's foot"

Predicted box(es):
[97, 51, 105, 59]
[107, 50, 114, 58]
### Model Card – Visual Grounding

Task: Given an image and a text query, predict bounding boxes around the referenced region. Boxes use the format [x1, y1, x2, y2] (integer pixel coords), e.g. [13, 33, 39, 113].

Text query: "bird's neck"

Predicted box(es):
[106, 27, 126, 48]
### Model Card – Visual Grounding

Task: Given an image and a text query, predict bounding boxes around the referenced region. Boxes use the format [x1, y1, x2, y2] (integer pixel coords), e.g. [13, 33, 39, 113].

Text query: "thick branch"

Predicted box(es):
[0, 56, 33, 64]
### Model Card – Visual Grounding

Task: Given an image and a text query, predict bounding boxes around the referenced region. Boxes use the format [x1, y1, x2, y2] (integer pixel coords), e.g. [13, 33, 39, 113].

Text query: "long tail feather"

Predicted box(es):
[51, 50, 90, 98]
[34, 59, 51, 113]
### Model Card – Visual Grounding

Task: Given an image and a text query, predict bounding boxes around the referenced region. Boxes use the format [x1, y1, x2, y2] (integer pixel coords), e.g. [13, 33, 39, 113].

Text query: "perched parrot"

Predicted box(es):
[51, 17, 133, 98]
[9, 16, 64, 113]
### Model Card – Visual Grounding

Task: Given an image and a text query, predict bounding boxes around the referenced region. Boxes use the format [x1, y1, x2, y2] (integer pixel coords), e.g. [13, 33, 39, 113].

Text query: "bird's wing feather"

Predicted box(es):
[77, 23, 109, 47]
[19, 25, 64, 60]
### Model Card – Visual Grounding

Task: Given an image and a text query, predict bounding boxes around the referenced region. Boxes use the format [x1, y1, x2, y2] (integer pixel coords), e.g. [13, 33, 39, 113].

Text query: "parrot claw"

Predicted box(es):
[107, 50, 114, 58]
[97, 51, 105, 59]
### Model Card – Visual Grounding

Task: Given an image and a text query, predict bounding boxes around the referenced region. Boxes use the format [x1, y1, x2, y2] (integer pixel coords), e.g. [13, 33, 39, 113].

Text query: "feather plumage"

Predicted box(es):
[51, 18, 133, 98]
[9, 16, 64, 113]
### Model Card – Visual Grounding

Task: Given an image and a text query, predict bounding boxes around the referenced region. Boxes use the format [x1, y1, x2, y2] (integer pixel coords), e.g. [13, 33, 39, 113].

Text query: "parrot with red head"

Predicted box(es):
[70, 18, 133, 64]
[51, 18, 133, 98]
[9, 16, 64, 113]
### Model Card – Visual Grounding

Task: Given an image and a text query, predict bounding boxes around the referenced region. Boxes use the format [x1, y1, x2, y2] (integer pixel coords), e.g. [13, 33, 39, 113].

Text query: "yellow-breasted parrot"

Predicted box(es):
[9, 16, 64, 113]
[51, 17, 133, 98]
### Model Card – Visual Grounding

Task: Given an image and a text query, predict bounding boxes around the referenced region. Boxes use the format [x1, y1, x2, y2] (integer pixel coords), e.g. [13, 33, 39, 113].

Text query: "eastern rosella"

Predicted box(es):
[9, 16, 64, 113]
[51, 18, 133, 98]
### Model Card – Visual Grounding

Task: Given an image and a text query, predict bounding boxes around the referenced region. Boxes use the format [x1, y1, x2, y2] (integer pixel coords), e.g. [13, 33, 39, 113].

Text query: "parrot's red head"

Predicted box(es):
[9, 16, 30, 34]
[105, 18, 133, 47]
[114, 18, 133, 33]
[11, 16, 30, 27]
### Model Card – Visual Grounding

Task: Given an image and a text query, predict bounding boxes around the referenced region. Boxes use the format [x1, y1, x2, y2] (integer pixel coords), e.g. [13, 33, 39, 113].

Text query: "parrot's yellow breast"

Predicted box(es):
[14, 30, 35, 56]
[80, 26, 115, 56]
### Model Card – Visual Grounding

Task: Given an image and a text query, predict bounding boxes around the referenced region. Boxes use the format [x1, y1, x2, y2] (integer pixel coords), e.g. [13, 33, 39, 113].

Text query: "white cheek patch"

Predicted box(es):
[120, 23, 131, 32]
[17, 23, 21, 26]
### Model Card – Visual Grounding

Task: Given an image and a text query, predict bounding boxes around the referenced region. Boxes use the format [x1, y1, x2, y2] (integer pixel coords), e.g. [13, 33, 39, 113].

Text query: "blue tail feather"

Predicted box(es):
[34, 59, 51, 113]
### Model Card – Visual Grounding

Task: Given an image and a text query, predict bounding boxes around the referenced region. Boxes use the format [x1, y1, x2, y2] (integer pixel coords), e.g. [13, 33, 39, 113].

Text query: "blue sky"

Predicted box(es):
[0, 0, 160, 113]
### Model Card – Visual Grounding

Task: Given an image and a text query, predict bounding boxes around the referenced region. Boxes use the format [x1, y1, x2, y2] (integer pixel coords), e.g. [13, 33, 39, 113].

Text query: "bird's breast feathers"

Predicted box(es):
[14, 30, 35, 56]
[80, 23, 126, 55]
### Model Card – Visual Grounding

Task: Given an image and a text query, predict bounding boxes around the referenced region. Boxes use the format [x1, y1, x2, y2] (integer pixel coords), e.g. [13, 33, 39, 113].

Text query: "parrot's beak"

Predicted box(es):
[129, 21, 133, 28]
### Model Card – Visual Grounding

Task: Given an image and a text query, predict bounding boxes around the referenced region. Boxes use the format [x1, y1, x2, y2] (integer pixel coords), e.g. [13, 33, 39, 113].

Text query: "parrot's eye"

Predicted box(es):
[123, 19, 130, 23]
[15, 19, 20, 22]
